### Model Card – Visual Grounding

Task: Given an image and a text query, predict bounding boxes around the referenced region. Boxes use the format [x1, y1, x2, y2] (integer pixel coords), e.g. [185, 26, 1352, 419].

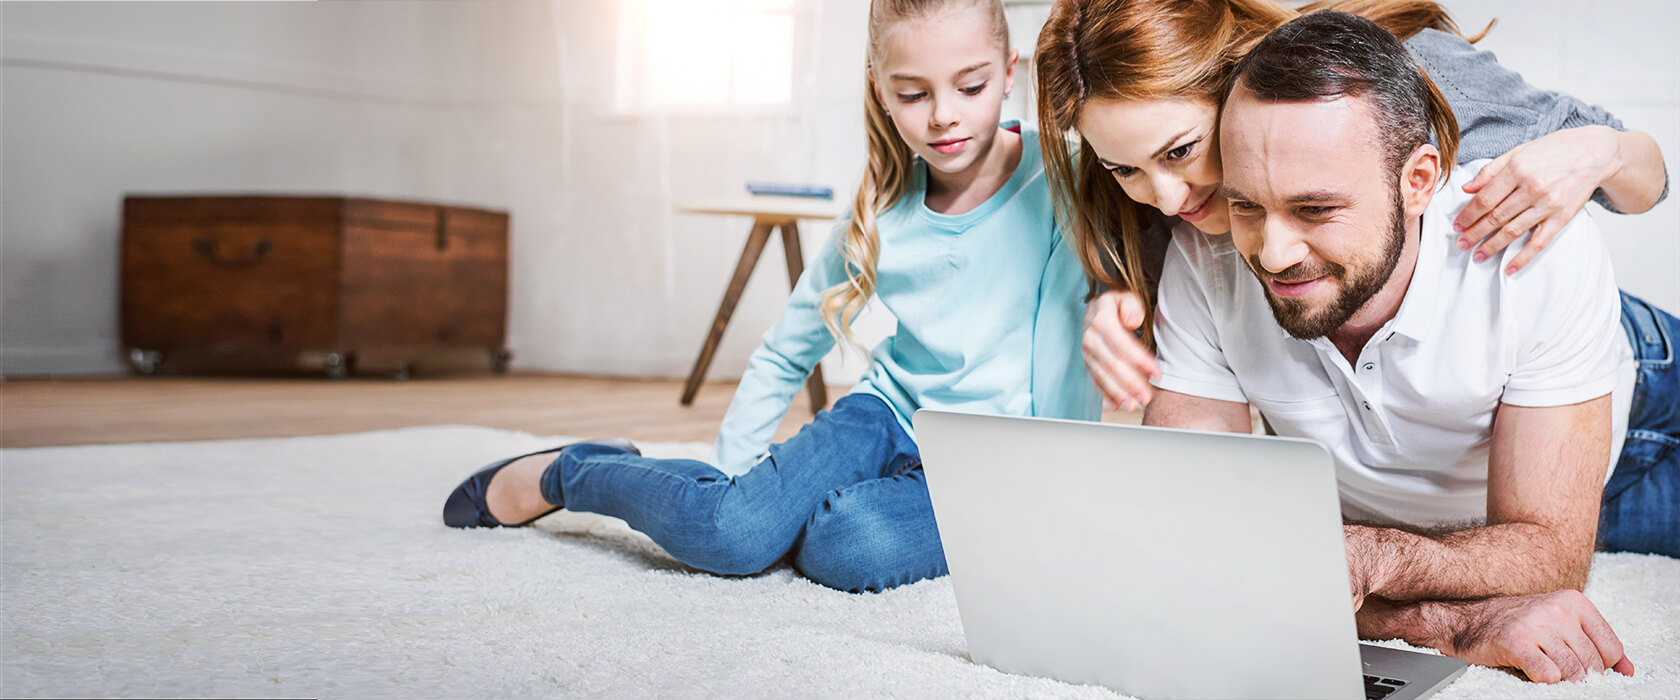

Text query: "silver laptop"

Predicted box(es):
[913, 409, 1467, 700]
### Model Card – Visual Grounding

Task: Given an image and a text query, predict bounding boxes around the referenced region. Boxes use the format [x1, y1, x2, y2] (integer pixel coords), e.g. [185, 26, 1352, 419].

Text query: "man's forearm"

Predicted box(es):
[1345, 521, 1592, 603]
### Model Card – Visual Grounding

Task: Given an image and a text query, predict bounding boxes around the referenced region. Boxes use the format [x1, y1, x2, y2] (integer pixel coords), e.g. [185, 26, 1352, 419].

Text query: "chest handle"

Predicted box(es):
[192, 237, 271, 267]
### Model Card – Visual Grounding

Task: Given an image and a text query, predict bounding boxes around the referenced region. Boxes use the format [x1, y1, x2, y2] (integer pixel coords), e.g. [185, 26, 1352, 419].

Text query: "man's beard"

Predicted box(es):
[1249, 188, 1408, 340]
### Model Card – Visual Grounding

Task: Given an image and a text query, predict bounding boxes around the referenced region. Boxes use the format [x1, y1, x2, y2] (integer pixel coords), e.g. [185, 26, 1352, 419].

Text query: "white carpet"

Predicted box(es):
[2, 425, 1675, 698]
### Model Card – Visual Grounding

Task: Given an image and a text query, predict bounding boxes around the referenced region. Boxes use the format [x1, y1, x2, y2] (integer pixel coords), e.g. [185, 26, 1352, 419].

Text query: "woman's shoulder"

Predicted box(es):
[1403, 27, 1466, 52]
[1402, 27, 1524, 100]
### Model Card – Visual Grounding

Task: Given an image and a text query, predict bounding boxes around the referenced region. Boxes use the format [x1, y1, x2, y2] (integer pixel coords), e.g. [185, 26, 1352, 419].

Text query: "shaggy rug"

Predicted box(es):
[2, 425, 1675, 698]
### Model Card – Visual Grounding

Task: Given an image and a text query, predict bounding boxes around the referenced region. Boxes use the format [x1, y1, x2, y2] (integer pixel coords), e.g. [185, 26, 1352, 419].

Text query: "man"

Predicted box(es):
[1142, 10, 1678, 684]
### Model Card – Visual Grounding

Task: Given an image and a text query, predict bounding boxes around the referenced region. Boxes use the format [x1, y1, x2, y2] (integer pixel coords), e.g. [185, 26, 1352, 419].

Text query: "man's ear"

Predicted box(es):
[1400, 143, 1441, 220]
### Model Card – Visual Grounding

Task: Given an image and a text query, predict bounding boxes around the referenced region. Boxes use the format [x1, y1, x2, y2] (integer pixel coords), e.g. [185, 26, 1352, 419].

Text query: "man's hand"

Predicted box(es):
[1361, 591, 1634, 684]
[1424, 590, 1632, 681]
[1439, 591, 1634, 683]
[1082, 289, 1159, 412]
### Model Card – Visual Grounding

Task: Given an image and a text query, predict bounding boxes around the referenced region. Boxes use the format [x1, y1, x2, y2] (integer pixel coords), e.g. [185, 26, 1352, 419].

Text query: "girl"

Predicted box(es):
[442, 0, 1096, 593]
[1033, 0, 1668, 412]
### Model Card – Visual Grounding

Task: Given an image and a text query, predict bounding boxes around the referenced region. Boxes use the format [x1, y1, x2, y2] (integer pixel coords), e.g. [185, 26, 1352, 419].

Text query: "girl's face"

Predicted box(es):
[1077, 98, 1230, 235]
[872, 9, 1015, 179]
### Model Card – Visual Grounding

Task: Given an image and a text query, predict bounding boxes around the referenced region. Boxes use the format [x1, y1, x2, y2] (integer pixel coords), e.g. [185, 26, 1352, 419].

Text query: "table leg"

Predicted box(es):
[780, 223, 829, 413]
[681, 221, 774, 406]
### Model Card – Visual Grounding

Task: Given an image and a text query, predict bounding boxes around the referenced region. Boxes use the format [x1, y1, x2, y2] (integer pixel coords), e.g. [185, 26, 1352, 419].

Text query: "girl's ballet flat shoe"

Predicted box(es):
[441, 438, 640, 528]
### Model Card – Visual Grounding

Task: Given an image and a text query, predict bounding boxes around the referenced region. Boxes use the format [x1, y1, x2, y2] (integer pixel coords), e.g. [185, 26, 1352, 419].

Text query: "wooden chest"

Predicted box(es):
[121, 196, 510, 378]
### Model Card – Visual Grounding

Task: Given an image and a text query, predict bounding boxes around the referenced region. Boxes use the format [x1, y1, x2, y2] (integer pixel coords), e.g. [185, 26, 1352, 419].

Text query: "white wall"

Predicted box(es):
[2, 0, 1677, 381]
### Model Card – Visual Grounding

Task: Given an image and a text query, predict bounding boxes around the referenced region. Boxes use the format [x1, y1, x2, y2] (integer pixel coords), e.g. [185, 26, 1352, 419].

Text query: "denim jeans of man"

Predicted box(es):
[1598, 292, 1680, 557]
[540, 393, 948, 592]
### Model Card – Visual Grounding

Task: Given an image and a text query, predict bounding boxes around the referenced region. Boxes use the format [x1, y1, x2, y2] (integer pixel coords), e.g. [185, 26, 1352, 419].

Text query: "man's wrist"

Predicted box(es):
[1345, 524, 1397, 599]
[1360, 597, 1462, 653]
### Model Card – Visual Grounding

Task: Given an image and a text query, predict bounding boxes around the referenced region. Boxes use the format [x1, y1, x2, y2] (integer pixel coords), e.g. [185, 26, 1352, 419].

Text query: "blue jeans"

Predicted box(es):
[1599, 292, 1680, 557]
[540, 393, 948, 592]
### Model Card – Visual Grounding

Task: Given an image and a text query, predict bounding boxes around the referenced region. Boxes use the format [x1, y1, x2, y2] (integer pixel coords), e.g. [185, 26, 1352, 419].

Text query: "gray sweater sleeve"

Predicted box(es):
[1405, 28, 1668, 213]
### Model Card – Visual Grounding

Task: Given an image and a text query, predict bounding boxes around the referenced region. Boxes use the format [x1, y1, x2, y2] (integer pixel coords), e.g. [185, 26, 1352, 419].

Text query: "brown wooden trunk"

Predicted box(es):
[121, 196, 509, 376]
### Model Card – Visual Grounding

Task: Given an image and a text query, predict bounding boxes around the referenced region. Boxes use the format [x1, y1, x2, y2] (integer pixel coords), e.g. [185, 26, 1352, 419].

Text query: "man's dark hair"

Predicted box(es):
[1225, 9, 1459, 181]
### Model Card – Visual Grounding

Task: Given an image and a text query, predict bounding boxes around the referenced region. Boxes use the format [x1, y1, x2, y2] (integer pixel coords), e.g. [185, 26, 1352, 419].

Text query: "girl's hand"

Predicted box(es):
[1083, 289, 1160, 412]
[1453, 126, 1621, 275]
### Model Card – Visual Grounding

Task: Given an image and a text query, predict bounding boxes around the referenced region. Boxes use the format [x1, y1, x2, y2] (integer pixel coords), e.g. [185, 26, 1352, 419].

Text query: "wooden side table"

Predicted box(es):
[675, 196, 842, 413]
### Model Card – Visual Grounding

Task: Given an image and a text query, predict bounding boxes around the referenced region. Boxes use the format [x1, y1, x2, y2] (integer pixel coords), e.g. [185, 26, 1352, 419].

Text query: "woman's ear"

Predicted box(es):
[1402, 143, 1441, 220]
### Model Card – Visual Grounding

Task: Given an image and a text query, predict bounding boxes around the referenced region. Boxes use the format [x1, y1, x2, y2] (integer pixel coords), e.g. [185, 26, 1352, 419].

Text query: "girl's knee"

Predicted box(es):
[793, 500, 880, 591]
[793, 535, 883, 593]
[793, 535, 945, 593]
[793, 491, 944, 593]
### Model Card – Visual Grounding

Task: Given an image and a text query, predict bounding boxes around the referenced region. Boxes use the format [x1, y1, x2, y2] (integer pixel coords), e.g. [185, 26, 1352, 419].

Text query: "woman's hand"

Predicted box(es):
[1455, 125, 1665, 275]
[1083, 289, 1160, 412]
[1453, 126, 1621, 275]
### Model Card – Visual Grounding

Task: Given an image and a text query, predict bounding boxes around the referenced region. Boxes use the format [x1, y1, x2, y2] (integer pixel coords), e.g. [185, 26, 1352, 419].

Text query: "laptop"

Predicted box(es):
[912, 409, 1468, 700]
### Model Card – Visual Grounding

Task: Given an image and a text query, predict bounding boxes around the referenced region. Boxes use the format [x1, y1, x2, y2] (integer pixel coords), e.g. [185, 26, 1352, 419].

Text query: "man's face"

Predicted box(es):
[1218, 83, 1410, 339]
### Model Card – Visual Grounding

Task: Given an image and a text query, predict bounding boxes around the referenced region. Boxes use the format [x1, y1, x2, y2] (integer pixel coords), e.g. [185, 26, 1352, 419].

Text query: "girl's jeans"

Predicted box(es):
[1599, 292, 1680, 557]
[542, 393, 946, 593]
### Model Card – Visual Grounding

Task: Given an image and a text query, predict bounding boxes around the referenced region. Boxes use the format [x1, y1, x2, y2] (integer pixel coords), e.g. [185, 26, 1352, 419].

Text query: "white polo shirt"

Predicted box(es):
[1150, 160, 1636, 527]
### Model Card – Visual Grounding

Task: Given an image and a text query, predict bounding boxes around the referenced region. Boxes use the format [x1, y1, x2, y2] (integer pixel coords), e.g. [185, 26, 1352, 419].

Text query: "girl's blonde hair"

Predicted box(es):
[820, 0, 1011, 350]
[1034, 0, 1486, 348]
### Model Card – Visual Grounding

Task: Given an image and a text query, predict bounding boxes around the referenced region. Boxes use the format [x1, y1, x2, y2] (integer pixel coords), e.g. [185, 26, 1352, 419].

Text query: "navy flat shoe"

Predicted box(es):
[442, 438, 640, 528]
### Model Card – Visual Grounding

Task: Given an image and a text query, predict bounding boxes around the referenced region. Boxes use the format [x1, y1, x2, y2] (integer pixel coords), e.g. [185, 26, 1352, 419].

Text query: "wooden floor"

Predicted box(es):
[0, 374, 811, 448]
[2, 373, 1145, 448]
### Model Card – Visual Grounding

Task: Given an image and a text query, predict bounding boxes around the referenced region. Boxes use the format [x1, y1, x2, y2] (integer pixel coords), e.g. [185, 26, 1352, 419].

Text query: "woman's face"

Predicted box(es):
[1077, 98, 1229, 235]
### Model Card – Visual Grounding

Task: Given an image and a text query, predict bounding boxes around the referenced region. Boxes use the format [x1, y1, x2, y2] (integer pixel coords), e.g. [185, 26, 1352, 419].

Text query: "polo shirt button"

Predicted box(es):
[1362, 401, 1372, 411]
[1362, 363, 1375, 371]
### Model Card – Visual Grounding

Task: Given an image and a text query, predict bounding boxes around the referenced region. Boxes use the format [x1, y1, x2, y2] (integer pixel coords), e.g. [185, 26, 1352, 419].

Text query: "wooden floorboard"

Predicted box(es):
[0, 373, 1144, 449]
[0, 374, 814, 448]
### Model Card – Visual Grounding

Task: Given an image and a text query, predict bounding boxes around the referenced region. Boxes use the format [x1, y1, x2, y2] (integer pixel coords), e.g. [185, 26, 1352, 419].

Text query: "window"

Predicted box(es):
[614, 0, 795, 111]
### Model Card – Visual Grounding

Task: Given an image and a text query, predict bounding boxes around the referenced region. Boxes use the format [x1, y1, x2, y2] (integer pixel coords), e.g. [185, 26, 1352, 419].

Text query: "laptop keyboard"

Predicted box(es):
[1365, 674, 1409, 699]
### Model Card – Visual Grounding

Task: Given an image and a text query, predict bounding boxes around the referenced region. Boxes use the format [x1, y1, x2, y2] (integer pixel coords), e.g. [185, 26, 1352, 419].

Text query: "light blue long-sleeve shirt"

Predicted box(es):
[709, 126, 1098, 475]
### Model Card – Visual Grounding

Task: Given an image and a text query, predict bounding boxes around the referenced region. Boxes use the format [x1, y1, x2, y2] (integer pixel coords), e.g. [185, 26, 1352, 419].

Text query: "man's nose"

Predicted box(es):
[1258, 219, 1310, 274]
